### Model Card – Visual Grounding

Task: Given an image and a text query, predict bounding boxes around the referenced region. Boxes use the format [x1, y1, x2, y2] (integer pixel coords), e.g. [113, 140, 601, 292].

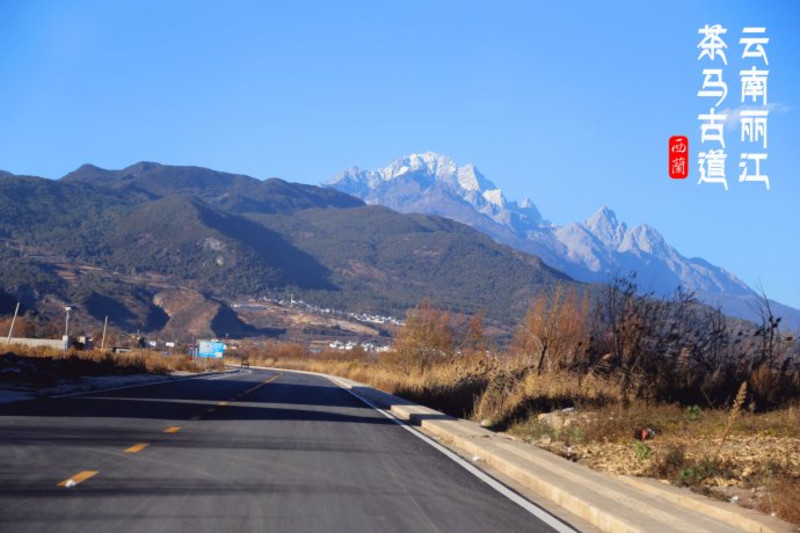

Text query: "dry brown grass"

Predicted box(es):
[766, 475, 800, 525]
[474, 368, 627, 428]
[231, 345, 490, 417]
[236, 342, 630, 424]
[507, 399, 800, 525]
[0, 344, 222, 384]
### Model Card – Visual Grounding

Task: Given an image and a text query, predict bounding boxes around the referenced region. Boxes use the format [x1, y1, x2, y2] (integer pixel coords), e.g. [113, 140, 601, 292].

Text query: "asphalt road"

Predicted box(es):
[0, 368, 569, 532]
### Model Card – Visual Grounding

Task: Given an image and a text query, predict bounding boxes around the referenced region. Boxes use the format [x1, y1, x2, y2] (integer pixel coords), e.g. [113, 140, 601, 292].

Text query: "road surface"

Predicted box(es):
[0, 369, 571, 532]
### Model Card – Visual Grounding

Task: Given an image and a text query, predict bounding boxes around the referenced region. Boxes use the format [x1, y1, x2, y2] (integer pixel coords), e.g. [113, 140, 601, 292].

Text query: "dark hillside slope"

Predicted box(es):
[1, 164, 583, 331]
[110, 196, 334, 293]
[63, 162, 363, 214]
[251, 205, 576, 321]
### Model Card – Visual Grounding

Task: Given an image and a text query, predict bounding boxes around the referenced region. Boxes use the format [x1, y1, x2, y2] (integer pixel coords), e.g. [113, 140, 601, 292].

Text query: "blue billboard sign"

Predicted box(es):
[197, 340, 225, 358]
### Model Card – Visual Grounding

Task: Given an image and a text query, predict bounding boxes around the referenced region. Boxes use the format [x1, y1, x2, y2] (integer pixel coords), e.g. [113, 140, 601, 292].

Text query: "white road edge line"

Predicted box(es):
[329, 376, 579, 533]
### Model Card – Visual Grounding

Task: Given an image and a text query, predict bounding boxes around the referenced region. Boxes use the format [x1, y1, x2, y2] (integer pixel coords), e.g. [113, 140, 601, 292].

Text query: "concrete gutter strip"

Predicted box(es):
[318, 372, 795, 533]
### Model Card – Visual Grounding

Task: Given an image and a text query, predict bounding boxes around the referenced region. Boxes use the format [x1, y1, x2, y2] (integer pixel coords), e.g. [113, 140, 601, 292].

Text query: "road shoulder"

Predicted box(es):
[261, 365, 796, 533]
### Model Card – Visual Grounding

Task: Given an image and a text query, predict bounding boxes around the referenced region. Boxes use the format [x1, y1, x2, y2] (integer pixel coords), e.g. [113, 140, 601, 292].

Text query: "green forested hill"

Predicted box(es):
[62, 161, 363, 214]
[0, 163, 580, 333]
[250, 206, 572, 319]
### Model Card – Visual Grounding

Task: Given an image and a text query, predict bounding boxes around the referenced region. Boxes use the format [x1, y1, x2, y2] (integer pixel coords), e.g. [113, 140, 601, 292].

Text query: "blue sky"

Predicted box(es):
[1, 1, 798, 308]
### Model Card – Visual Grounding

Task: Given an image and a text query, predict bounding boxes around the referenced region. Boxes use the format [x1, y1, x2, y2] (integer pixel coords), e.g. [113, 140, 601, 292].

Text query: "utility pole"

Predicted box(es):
[6, 302, 20, 342]
[101, 316, 108, 351]
[64, 306, 72, 352]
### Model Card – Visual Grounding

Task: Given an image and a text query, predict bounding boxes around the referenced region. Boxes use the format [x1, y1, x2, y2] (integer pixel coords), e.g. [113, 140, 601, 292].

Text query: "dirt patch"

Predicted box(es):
[509, 407, 800, 523]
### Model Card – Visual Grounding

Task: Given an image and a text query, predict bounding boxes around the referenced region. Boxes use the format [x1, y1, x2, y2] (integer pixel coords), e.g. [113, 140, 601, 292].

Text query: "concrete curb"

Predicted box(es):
[385, 403, 791, 533]
[344, 379, 794, 532]
[251, 365, 795, 533]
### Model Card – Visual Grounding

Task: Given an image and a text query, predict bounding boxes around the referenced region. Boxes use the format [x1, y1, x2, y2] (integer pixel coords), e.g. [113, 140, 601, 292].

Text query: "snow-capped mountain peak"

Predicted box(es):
[619, 224, 668, 256]
[482, 188, 506, 207]
[377, 152, 457, 182]
[326, 152, 800, 328]
[331, 152, 500, 193]
[328, 152, 541, 230]
[456, 162, 496, 192]
[584, 206, 627, 247]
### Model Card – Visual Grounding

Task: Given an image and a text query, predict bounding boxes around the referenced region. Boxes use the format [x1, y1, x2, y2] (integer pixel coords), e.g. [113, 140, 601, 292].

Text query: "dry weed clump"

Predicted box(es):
[717, 381, 748, 456]
[473, 368, 625, 430]
[766, 475, 800, 524]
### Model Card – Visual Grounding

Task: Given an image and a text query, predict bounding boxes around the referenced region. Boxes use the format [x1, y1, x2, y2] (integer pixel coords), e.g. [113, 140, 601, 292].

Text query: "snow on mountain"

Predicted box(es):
[327, 153, 800, 329]
[584, 206, 626, 248]
[555, 208, 756, 302]
[330, 152, 545, 235]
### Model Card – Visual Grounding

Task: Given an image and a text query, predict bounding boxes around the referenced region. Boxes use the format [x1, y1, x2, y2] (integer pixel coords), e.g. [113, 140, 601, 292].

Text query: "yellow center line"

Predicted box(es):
[57, 470, 98, 487]
[124, 443, 149, 453]
[163, 426, 181, 433]
[242, 372, 282, 395]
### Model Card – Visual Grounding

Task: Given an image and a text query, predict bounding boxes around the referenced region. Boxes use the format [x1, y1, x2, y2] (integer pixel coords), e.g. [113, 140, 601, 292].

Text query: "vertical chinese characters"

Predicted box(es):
[739, 27, 770, 190]
[697, 24, 729, 189]
[695, 24, 771, 191]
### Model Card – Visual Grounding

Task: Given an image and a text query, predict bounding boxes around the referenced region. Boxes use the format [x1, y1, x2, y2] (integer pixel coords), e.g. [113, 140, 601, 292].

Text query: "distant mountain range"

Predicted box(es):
[2, 156, 795, 339]
[0, 162, 575, 337]
[328, 152, 800, 330]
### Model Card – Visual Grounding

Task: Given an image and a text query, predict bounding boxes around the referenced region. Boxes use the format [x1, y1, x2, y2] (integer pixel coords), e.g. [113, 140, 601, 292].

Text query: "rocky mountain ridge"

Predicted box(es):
[328, 152, 800, 329]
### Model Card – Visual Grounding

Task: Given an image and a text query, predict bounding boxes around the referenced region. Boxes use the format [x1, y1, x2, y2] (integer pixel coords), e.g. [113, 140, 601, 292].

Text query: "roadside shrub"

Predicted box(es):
[633, 440, 652, 461]
[652, 445, 688, 480]
[676, 457, 722, 488]
[685, 405, 703, 422]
